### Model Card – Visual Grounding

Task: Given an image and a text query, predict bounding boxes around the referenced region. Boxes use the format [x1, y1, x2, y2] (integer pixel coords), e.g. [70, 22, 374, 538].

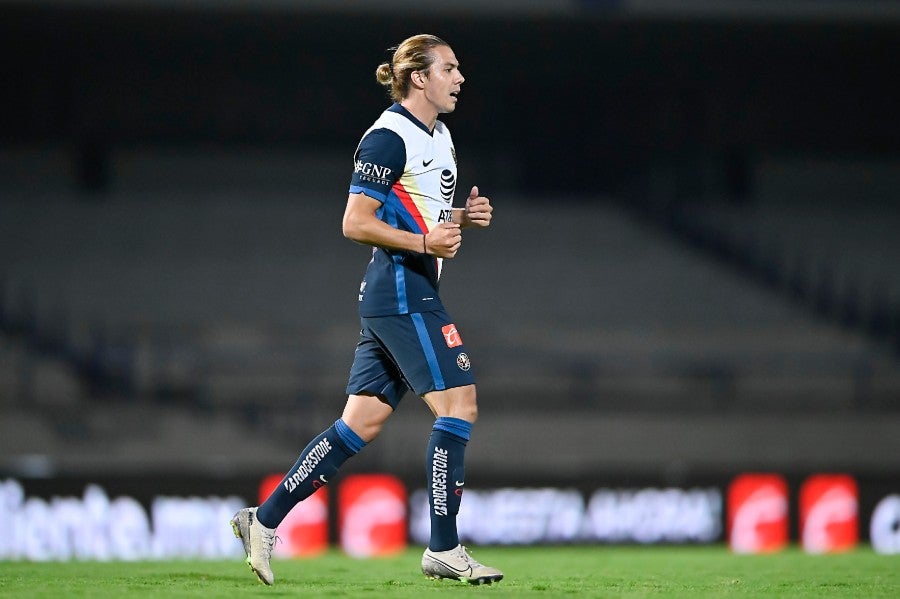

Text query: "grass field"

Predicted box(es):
[1, 545, 898, 598]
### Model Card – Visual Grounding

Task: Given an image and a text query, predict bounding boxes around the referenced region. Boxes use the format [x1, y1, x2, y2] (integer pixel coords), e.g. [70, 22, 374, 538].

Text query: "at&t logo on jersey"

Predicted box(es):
[440, 169, 456, 202]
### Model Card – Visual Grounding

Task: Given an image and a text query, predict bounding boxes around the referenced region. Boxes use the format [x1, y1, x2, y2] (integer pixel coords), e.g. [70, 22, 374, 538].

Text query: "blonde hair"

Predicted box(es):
[375, 34, 449, 103]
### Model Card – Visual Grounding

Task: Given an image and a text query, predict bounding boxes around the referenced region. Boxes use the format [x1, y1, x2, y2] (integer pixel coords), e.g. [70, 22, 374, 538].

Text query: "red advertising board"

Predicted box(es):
[338, 474, 407, 558]
[727, 473, 789, 553]
[799, 474, 858, 554]
[258, 473, 329, 557]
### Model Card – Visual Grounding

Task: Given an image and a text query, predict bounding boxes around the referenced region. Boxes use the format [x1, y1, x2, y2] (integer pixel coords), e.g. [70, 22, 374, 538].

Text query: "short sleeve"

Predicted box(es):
[349, 128, 406, 202]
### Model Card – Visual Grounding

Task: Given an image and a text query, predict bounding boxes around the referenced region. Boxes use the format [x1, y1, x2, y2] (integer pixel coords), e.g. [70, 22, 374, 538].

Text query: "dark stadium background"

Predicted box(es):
[1, 0, 898, 551]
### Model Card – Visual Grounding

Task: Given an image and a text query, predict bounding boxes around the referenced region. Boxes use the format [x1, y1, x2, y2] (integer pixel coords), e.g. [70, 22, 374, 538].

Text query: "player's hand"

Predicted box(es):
[463, 186, 492, 228]
[425, 222, 462, 258]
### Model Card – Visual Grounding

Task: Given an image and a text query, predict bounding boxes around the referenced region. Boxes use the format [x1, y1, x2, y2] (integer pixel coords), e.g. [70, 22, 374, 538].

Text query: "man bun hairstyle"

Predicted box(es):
[375, 34, 449, 103]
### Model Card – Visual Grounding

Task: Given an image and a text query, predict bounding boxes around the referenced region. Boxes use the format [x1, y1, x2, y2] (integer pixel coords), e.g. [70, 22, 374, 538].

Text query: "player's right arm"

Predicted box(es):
[345, 126, 460, 258]
[342, 193, 461, 258]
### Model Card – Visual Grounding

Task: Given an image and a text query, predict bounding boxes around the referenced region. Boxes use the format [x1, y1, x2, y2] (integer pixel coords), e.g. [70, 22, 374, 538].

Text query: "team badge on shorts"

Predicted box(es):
[456, 352, 471, 371]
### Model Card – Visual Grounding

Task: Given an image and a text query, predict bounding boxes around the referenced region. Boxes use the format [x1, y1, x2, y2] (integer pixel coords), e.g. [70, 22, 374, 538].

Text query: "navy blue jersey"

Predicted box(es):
[349, 104, 457, 316]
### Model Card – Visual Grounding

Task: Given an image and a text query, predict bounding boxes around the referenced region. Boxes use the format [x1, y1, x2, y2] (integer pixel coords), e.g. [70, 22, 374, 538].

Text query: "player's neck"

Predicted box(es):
[400, 97, 438, 132]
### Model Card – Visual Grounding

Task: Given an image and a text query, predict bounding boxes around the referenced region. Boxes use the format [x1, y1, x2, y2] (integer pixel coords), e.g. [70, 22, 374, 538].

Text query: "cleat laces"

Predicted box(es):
[259, 528, 279, 560]
[458, 546, 483, 569]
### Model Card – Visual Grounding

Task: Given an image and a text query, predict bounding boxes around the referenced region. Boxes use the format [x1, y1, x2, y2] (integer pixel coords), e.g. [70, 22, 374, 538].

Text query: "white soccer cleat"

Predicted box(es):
[230, 507, 277, 585]
[421, 544, 504, 585]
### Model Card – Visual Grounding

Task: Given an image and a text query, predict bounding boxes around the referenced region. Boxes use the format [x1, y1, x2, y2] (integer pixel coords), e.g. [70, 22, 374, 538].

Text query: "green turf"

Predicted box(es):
[1, 545, 898, 598]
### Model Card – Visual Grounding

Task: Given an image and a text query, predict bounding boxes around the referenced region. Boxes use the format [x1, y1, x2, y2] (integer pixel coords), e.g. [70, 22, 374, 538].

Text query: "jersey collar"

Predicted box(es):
[388, 103, 434, 136]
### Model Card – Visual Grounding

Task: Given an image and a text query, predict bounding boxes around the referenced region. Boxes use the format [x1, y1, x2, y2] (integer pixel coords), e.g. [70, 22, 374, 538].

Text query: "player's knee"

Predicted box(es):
[460, 403, 478, 423]
[342, 394, 394, 442]
[424, 385, 478, 422]
[356, 421, 385, 442]
[343, 416, 387, 443]
[457, 388, 479, 423]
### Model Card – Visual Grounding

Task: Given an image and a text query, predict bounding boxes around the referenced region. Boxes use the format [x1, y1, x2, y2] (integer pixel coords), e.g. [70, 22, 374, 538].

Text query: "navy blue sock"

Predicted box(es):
[426, 416, 472, 552]
[256, 418, 366, 529]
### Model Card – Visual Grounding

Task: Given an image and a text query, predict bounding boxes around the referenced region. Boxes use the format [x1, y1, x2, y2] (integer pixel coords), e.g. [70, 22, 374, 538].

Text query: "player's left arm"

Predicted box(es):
[453, 185, 493, 229]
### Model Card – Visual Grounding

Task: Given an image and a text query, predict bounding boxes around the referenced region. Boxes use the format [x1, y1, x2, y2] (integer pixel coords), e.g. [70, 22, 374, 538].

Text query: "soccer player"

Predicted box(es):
[231, 34, 503, 586]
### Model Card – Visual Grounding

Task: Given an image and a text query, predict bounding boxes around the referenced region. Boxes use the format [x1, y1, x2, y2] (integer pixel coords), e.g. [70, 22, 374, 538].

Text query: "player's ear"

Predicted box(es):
[410, 69, 427, 89]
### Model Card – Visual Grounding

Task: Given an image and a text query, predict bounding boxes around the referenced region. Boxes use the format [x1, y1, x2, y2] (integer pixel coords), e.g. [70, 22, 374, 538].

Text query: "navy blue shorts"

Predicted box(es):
[345, 309, 476, 409]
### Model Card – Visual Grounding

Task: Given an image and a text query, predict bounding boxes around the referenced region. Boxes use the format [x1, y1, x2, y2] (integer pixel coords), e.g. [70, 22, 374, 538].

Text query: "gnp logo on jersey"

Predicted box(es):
[440, 169, 456, 203]
[727, 473, 789, 554]
[354, 161, 393, 185]
[799, 474, 858, 554]
[441, 324, 462, 348]
[456, 352, 471, 371]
